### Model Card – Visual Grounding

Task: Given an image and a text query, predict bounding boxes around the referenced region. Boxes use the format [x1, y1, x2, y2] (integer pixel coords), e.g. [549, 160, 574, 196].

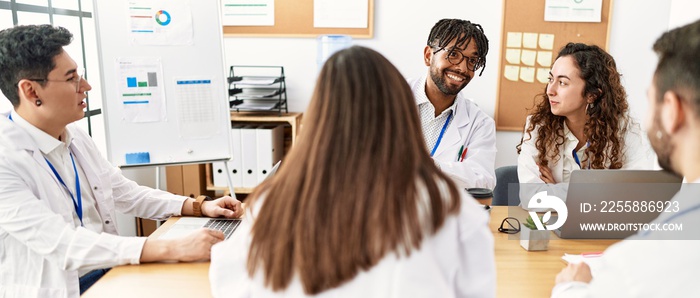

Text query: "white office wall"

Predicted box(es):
[224, 0, 698, 168]
[668, 0, 700, 29]
[224, 1, 504, 116]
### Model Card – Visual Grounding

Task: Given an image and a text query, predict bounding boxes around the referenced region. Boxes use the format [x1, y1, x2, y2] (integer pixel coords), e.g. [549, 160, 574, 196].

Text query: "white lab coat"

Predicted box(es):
[408, 76, 497, 190]
[210, 181, 496, 298]
[551, 179, 700, 297]
[517, 116, 655, 209]
[0, 111, 187, 298]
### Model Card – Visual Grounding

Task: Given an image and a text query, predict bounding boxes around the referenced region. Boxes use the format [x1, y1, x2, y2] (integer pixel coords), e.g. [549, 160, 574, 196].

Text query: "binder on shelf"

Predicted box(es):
[230, 125, 243, 187]
[212, 125, 245, 188]
[256, 125, 284, 183]
[212, 161, 228, 187]
[239, 125, 259, 188]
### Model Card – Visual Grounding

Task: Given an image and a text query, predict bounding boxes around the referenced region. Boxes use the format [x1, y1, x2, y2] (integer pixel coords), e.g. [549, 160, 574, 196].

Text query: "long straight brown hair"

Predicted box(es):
[245, 46, 461, 294]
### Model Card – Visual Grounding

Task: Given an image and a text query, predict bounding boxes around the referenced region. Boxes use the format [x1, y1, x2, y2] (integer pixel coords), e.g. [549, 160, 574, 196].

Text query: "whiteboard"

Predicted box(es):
[93, 0, 231, 168]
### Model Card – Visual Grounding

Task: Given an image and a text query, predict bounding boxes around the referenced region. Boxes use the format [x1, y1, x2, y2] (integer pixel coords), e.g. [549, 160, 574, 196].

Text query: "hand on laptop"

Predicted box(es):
[201, 196, 243, 218]
[555, 262, 592, 285]
[141, 229, 225, 263]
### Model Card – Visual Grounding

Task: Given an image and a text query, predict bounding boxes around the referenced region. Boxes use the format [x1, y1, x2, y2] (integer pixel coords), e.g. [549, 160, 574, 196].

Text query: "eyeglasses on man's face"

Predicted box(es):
[25, 68, 85, 93]
[498, 217, 521, 234]
[432, 47, 484, 72]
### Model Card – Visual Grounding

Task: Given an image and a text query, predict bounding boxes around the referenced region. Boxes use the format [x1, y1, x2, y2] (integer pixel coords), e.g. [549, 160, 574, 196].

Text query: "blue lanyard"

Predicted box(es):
[8, 113, 83, 226]
[44, 155, 83, 226]
[430, 111, 453, 157]
[572, 142, 590, 169]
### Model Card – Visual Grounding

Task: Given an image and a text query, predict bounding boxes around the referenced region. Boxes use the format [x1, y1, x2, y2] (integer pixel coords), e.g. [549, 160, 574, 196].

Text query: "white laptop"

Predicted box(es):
[159, 161, 282, 240]
[553, 170, 682, 239]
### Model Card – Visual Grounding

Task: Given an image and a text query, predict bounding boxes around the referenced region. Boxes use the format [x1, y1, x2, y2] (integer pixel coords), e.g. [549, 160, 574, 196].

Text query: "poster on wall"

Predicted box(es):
[544, 0, 603, 22]
[314, 0, 368, 28]
[221, 0, 275, 26]
[115, 57, 167, 123]
[127, 0, 194, 45]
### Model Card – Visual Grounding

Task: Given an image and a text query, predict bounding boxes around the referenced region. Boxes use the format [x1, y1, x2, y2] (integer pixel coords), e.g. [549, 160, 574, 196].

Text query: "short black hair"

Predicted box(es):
[0, 25, 73, 107]
[652, 19, 700, 118]
[427, 18, 489, 76]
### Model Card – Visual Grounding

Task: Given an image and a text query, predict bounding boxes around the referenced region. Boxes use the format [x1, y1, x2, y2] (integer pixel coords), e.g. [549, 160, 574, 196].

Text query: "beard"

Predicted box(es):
[647, 113, 679, 176]
[429, 65, 471, 96]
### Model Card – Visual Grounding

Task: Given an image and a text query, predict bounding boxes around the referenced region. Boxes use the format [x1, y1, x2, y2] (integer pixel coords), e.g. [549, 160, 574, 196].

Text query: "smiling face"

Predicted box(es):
[546, 55, 589, 119]
[425, 36, 478, 96]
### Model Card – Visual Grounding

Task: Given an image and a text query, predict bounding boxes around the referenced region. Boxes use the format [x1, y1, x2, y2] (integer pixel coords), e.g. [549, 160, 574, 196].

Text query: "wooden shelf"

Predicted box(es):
[205, 112, 303, 195]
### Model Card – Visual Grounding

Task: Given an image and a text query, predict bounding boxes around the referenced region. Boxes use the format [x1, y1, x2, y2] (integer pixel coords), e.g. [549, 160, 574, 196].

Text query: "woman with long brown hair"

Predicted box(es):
[517, 42, 654, 208]
[209, 46, 495, 297]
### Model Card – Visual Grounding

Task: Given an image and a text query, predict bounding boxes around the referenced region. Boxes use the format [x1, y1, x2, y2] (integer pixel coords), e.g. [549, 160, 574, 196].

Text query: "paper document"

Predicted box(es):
[562, 252, 604, 276]
[234, 78, 279, 85]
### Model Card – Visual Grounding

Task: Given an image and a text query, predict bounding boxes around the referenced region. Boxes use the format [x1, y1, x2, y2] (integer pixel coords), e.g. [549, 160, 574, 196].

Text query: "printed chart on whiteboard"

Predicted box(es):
[127, 0, 194, 45]
[175, 77, 221, 139]
[115, 57, 166, 123]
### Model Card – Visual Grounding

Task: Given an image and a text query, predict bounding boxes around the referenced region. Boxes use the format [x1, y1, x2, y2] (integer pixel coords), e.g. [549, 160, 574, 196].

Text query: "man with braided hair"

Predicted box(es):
[408, 18, 497, 191]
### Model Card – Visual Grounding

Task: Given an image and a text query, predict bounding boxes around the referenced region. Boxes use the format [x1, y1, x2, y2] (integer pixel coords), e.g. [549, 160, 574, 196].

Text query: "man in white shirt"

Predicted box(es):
[0, 25, 243, 297]
[552, 19, 700, 297]
[408, 18, 497, 190]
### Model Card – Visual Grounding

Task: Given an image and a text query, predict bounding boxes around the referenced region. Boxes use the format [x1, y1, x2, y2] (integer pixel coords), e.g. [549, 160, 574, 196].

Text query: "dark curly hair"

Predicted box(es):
[516, 42, 630, 169]
[0, 25, 73, 106]
[427, 18, 489, 76]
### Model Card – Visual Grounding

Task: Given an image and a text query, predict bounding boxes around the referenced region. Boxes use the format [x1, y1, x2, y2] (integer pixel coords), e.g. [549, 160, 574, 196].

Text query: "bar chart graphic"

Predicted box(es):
[116, 58, 166, 122]
[126, 72, 158, 88]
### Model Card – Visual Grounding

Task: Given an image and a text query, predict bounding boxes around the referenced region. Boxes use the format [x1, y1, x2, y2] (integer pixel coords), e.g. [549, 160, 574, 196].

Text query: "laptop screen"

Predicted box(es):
[555, 170, 682, 239]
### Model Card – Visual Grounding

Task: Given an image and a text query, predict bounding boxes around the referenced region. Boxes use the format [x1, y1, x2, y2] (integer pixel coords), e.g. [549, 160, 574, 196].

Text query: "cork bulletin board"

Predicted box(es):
[495, 0, 614, 131]
[222, 0, 374, 38]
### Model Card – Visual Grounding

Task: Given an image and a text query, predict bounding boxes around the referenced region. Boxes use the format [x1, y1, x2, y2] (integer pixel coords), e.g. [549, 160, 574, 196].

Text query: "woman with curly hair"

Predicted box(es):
[516, 42, 655, 208]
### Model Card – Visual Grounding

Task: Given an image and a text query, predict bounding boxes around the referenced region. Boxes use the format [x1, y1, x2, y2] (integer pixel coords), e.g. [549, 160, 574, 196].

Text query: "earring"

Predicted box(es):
[586, 102, 594, 114]
[35, 99, 42, 106]
[656, 130, 663, 140]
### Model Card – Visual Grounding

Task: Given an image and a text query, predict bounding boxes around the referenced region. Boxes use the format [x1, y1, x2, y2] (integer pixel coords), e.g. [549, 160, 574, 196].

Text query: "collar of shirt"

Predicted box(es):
[562, 122, 581, 144]
[414, 75, 458, 118]
[10, 110, 73, 154]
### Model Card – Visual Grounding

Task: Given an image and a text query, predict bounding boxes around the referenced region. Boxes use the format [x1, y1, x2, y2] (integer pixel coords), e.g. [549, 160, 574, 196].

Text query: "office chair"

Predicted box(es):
[493, 165, 519, 206]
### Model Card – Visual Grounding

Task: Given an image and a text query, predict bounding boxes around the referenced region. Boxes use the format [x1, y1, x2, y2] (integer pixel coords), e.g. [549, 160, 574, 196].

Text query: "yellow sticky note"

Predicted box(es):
[539, 34, 555, 50]
[537, 67, 550, 84]
[520, 67, 535, 83]
[504, 65, 520, 81]
[523, 32, 538, 49]
[507, 32, 522, 48]
[521, 49, 537, 66]
[537, 51, 553, 67]
[506, 49, 521, 64]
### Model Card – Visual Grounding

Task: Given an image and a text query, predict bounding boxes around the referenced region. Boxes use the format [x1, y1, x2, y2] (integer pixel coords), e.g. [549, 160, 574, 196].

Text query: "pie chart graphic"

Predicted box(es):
[155, 10, 171, 26]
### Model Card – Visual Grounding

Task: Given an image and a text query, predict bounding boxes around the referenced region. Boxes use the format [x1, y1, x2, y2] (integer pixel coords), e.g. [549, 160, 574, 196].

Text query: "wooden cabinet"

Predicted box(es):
[205, 112, 302, 196]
